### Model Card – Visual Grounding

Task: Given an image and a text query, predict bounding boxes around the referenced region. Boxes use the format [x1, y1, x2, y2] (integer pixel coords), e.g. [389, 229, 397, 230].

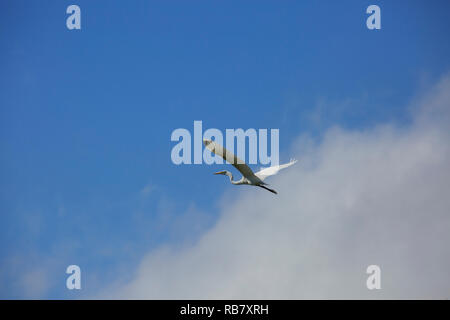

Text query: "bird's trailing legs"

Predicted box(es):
[259, 185, 278, 195]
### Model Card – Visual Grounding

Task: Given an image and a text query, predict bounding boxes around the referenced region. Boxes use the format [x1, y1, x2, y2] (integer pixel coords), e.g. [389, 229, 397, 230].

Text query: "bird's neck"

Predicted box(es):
[224, 171, 234, 182]
[225, 171, 244, 185]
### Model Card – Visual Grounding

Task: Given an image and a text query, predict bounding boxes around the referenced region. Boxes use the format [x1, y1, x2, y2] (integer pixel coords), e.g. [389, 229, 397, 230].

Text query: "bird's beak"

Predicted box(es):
[214, 171, 225, 175]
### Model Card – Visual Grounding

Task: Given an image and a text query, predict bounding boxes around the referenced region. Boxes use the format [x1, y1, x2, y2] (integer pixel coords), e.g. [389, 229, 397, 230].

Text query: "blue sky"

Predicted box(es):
[1, 0, 450, 298]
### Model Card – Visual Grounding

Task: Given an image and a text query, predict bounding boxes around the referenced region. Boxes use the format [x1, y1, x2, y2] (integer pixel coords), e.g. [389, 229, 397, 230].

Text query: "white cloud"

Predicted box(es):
[108, 75, 450, 299]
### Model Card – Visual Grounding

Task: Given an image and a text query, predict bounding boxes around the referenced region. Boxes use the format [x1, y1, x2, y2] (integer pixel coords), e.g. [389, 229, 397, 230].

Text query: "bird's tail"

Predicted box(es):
[259, 185, 278, 195]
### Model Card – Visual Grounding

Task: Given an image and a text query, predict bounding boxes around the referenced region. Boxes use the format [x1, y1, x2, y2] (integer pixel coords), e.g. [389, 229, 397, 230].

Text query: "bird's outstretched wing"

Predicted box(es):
[254, 159, 298, 181]
[203, 139, 260, 181]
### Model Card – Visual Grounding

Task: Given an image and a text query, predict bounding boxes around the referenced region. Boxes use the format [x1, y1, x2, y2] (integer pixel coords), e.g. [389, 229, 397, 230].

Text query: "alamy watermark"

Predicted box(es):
[171, 121, 279, 166]
[66, 5, 81, 30]
[366, 5, 381, 30]
[366, 265, 381, 290]
[66, 265, 81, 290]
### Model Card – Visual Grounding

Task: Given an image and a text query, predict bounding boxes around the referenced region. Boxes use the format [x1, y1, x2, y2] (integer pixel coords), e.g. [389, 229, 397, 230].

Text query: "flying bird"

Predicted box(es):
[203, 139, 297, 194]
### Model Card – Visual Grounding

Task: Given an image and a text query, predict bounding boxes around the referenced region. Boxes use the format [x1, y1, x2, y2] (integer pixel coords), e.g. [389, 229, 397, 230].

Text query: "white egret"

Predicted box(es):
[203, 139, 297, 194]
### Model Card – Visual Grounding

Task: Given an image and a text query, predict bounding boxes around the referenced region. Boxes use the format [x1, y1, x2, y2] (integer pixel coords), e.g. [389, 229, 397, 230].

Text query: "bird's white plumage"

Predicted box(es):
[203, 138, 260, 182]
[203, 138, 298, 194]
